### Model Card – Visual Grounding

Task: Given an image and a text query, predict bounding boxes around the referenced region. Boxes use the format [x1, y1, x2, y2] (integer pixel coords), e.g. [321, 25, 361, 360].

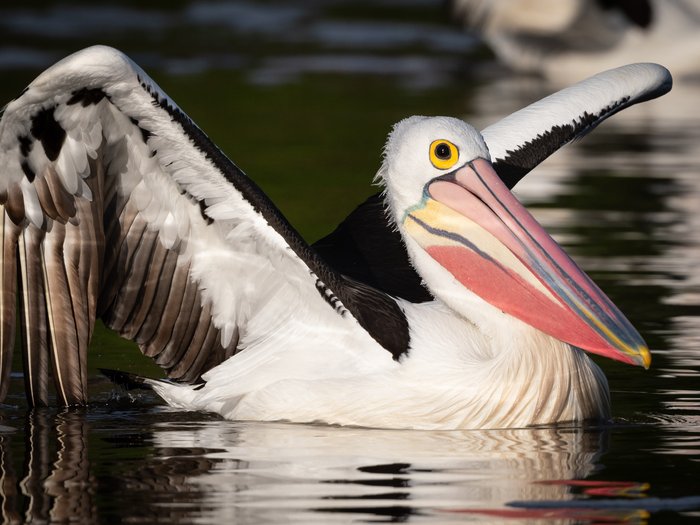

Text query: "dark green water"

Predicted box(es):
[1, 1, 699, 523]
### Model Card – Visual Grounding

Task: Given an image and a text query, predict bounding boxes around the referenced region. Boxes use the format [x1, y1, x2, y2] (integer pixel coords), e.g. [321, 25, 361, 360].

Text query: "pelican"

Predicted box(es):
[450, 0, 700, 82]
[0, 47, 670, 429]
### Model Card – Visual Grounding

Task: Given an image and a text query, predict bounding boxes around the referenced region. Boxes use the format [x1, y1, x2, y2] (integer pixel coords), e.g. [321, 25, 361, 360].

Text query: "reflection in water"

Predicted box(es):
[1, 408, 699, 522]
[5, 407, 700, 523]
[146, 420, 608, 521]
[0, 409, 95, 523]
[0, 408, 619, 523]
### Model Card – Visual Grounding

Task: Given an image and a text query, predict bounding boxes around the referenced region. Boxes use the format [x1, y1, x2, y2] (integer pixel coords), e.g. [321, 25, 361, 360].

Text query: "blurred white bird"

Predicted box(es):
[450, 0, 700, 82]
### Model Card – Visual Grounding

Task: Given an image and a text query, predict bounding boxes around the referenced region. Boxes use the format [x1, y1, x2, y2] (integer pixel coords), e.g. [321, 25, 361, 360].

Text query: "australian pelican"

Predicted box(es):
[0, 47, 670, 428]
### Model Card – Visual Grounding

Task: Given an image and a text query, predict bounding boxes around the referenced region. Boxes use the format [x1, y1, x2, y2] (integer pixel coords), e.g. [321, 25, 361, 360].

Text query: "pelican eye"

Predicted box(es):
[429, 139, 459, 169]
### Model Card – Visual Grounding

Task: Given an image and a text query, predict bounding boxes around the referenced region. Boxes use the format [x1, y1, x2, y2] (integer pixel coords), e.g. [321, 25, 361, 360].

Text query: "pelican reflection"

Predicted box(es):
[0, 411, 662, 523]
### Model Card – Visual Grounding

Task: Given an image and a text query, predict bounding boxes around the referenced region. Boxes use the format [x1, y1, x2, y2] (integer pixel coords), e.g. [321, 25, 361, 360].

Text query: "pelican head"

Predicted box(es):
[378, 116, 651, 368]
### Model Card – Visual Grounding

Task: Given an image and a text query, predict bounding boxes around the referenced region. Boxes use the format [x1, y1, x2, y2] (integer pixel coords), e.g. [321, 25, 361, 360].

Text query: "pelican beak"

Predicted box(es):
[404, 158, 650, 368]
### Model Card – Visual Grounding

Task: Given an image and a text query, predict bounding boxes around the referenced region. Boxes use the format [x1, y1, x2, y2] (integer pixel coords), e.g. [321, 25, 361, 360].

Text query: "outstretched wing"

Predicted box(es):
[0, 46, 406, 406]
[313, 63, 672, 299]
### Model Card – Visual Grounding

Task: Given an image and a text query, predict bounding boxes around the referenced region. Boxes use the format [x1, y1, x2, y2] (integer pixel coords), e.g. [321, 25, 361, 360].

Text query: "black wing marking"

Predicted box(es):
[313, 193, 432, 303]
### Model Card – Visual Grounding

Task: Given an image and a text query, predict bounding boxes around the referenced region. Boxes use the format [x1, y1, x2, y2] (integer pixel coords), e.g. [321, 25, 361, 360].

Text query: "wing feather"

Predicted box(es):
[132, 248, 179, 348]
[139, 257, 192, 360]
[169, 307, 232, 384]
[0, 211, 18, 400]
[43, 166, 77, 221]
[40, 221, 85, 405]
[120, 239, 169, 340]
[109, 224, 159, 333]
[17, 226, 50, 406]
[154, 273, 201, 366]
[33, 173, 61, 221]
[4, 183, 25, 226]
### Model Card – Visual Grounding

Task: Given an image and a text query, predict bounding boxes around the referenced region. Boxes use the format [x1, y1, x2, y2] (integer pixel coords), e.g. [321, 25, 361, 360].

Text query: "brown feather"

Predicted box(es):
[18, 226, 50, 406]
[5, 184, 25, 226]
[0, 210, 19, 401]
[63, 196, 102, 400]
[149, 270, 199, 368]
[33, 174, 61, 222]
[41, 221, 87, 405]
[100, 213, 148, 329]
[43, 167, 76, 222]
[109, 226, 158, 333]
[84, 154, 106, 341]
[133, 248, 178, 346]
[122, 240, 169, 340]
[193, 323, 239, 383]
[139, 258, 191, 358]
[99, 201, 139, 314]
[167, 302, 237, 383]
[157, 286, 205, 375]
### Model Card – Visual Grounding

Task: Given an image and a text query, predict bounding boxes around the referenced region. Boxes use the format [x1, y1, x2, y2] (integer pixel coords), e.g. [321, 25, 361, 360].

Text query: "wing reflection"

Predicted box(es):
[143, 421, 610, 521]
[0, 409, 95, 523]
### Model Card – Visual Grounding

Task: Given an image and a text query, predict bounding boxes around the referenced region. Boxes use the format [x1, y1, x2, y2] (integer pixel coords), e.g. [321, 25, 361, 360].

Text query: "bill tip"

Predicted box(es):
[640, 346, 652, 369]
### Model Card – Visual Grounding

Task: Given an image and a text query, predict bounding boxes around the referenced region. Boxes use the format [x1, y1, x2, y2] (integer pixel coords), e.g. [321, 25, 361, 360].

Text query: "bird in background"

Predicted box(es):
[449, 0, 700, 83]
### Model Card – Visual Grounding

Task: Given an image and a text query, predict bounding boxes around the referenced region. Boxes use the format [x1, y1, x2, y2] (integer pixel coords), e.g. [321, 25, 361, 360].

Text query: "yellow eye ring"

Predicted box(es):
[429, 139, 459, 170]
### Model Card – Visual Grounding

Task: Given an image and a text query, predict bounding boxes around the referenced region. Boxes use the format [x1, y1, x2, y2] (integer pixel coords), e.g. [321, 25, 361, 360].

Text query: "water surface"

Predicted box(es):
[1, 1, 699, 523]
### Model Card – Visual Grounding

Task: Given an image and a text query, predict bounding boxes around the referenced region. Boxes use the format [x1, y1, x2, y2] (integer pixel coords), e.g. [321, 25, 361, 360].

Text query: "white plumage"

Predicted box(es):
[0, 46, 670, 428]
